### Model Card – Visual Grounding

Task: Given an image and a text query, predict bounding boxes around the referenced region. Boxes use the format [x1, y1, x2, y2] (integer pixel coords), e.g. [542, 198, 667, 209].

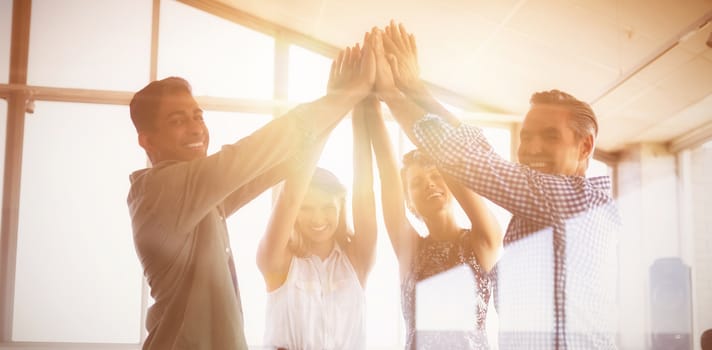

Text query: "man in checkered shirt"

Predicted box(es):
[372, 25, 620, 349]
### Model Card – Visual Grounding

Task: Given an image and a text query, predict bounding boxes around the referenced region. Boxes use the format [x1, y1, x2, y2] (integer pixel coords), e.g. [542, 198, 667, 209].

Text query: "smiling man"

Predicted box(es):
[126, 41, 374, 350]
[373, 23, 621, 349]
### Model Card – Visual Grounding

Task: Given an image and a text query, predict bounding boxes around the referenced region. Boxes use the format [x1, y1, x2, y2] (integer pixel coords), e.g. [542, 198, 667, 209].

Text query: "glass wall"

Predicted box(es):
[158, 0, 274, 99]
[689, 141, 712, 350]
[0, 0, 12, 83]
[13, 102, 146, 342]
[2, 1, 516, 348]
[27, 0, 152, 91]
[288, 45, 331, 103]
[0, 99, 6, 231]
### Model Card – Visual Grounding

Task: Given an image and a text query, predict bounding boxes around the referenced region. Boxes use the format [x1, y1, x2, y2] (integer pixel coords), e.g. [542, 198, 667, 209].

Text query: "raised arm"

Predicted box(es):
[257, 43, 371, 291]
[221, 159, 293, 217]
[349, 95, 378, 287]
[364, 97, 419, 278]
[442, 174, 502, 272]
[256, 135, 328, 291]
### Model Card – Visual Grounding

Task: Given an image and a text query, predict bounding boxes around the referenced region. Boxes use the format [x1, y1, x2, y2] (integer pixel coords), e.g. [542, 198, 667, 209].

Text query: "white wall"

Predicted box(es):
[616, 143, 682, 349]
[690, 145, 712, 350]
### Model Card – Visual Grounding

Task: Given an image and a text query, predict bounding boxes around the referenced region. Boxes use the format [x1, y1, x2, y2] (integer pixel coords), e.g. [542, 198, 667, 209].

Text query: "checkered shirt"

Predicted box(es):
[413, 114, 621, 350]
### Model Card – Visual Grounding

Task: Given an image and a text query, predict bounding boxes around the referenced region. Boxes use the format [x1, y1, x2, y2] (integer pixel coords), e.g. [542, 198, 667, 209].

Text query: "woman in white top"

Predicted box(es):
[257, 41, 378, 350]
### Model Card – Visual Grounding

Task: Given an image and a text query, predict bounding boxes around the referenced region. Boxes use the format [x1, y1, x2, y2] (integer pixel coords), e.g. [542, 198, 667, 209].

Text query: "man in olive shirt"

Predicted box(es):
[126, 44, 374, 350]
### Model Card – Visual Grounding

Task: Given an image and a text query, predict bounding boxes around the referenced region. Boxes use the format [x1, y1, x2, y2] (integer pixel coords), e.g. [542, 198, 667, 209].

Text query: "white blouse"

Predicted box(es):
[264, 244, 366, 350]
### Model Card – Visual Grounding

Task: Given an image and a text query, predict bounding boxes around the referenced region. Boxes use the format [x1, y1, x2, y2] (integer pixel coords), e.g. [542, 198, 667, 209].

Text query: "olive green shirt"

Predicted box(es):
[128, 110, 312, 350]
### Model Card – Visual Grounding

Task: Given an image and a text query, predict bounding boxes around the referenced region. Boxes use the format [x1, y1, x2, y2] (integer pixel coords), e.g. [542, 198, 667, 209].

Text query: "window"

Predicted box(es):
[158, 1, 274, 99]
[27, 0, 151, 91]
[0, 0, 12, 83]
[288, 45, 331, 103]
[0, 98, 6, 230]
[13, 102, 146, 342]
[2, 3, 519, 348]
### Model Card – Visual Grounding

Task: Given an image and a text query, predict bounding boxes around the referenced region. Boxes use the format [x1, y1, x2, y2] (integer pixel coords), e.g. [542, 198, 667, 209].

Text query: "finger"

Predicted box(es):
[328, 60, 337, 88]
[362, 31, 371, 60]
[372, 28, 385, 56]
[409, 34, 418, 58]
[382, 34, 398, 55]
[350, 43, 361, 77]
[353, 43, 361, 61]
[346, 46, 355, 73]
[384, 22, 398, 50]
[390, 22, 406, 51]
[387, 54, 400, 80]
[330, 50, 343, 82]
[337, 49, 345, 71]
[399, 23, 411, 52]
[363, 49, 376, 83]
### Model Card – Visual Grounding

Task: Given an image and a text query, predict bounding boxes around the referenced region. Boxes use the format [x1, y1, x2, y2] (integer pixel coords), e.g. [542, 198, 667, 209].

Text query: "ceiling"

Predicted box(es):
[211, 0, 712, 153]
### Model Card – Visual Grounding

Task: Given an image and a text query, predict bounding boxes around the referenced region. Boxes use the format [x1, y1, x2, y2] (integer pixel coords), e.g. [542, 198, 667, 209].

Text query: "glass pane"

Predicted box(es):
[27, 0, 152, 91]
[0, 0, 12, 83]
[0, 99, 6, 230]
[13, 102, 146, 342]
[288, 45, 331, 103]
[690, 143, 712, 350]
[158, 1, 274, 99]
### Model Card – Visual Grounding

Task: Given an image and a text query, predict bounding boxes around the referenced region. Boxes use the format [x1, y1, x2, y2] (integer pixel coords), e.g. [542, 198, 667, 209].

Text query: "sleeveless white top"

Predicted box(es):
[264, 244, 366, 350]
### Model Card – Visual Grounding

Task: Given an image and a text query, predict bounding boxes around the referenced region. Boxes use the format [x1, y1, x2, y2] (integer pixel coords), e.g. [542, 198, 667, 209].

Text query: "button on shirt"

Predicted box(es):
[412, 114, 620, 350]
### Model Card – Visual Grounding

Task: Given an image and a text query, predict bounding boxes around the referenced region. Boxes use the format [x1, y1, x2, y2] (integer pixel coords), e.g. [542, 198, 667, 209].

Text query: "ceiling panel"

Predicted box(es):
[212, 0, 712, 152]
[598, 117, 656, 150]
[634, 94, 712, 141]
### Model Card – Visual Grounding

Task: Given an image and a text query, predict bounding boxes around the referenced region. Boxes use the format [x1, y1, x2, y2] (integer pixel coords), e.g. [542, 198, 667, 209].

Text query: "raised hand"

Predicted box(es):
[369, 27, 400, 101]
[327, 35, 376, 101]
[383, 20, 424, 95]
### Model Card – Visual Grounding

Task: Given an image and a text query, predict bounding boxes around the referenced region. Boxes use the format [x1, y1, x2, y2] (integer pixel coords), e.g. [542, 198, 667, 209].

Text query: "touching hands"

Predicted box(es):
[368, 27, 400, 101]
[327, 33, 376, 101]
[330, 21, 423, 109]
[382, 21, 424, 95]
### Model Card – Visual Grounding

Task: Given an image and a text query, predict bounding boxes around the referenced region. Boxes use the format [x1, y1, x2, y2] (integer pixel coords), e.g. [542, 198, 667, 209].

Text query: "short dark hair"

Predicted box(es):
[530, 89, 598, 140]
[129, 77, 192, 132]
[702, 328, 712, 350]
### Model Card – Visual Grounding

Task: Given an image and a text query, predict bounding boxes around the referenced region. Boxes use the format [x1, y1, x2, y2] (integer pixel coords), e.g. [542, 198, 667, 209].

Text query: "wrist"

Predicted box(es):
[402, 80, 427, 97]
[327, 86, 369, 106]
[377, 88, 404, 104]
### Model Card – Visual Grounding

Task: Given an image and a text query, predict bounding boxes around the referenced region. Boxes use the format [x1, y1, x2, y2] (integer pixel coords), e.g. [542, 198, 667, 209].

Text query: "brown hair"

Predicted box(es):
[530, 89, 598, 141]
[289, 167, 353, 257]
[129, 77, 192, 133]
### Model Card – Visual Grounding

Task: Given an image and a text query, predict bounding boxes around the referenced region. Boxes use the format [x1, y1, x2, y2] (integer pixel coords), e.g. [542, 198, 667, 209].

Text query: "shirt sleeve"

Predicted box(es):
[412, 114, 610, 226]
[128, 104, 316, 235]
